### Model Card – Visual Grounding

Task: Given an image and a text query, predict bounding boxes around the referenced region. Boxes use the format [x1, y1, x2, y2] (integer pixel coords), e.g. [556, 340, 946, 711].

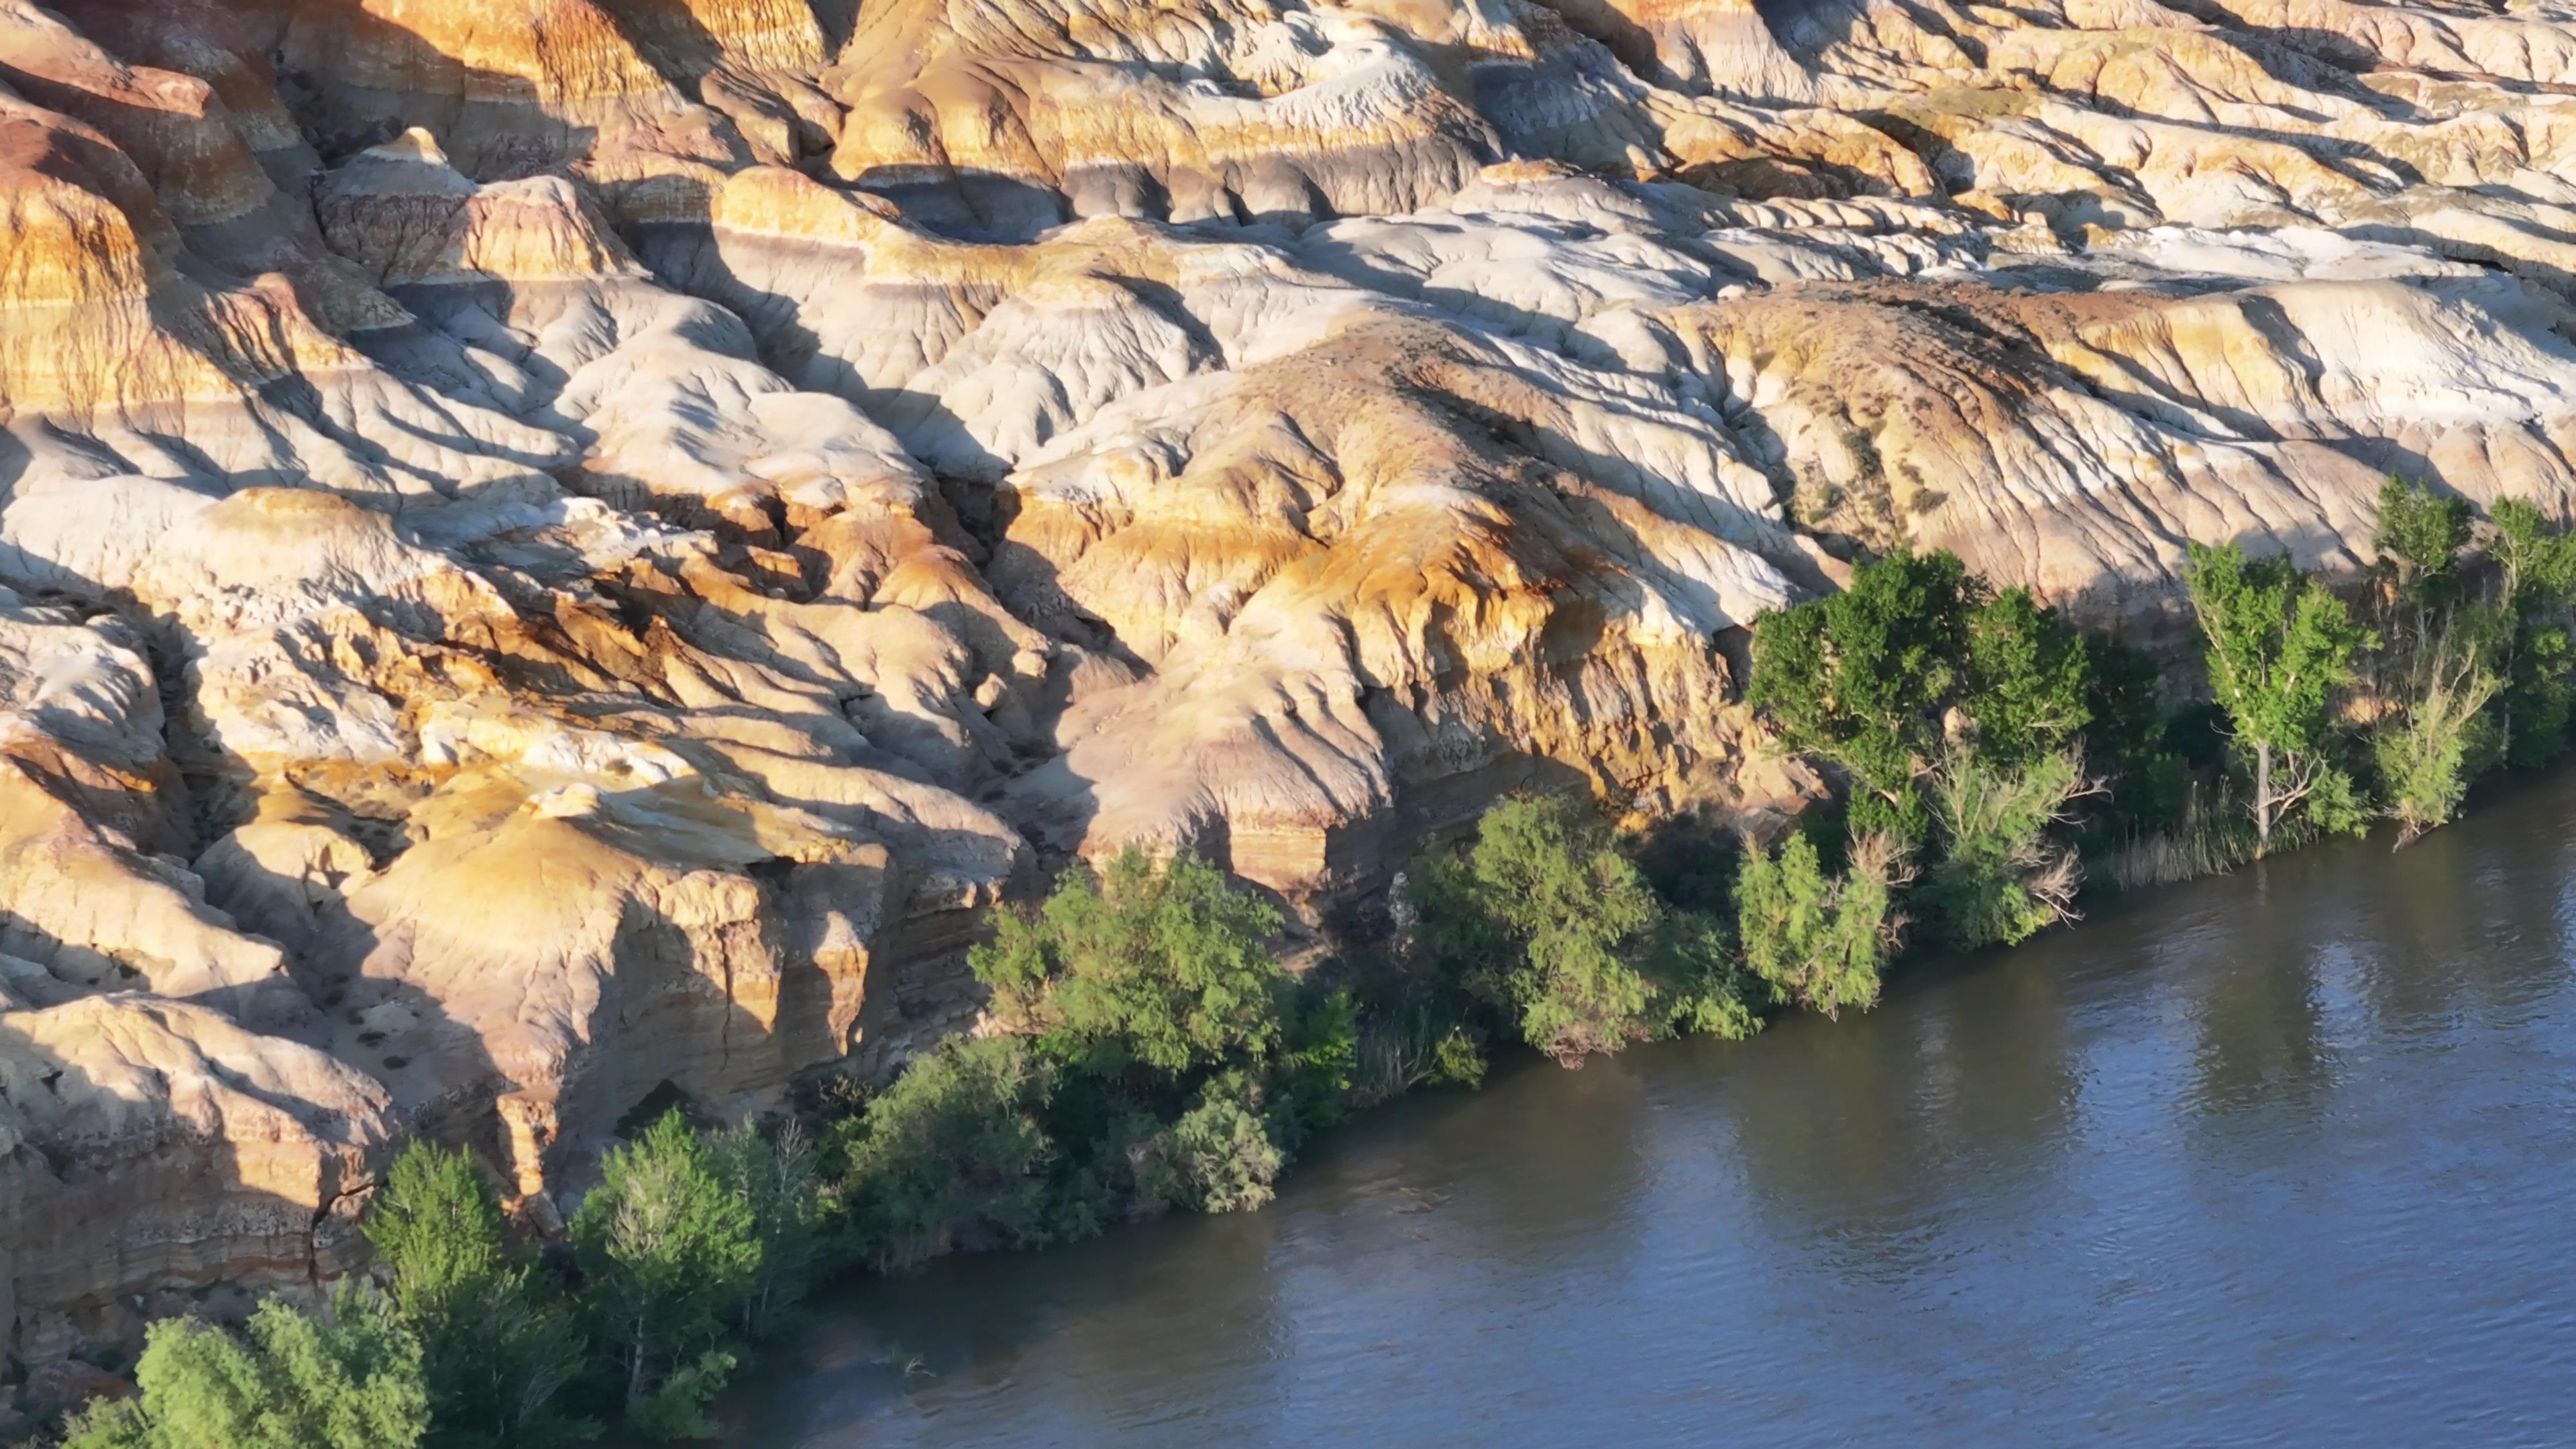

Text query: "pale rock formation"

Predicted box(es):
[0, 993, 397, 1368]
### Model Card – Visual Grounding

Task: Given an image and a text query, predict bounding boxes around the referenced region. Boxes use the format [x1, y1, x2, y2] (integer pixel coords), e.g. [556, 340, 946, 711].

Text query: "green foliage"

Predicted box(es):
[1646, 911, 1764, 1042]
[1275, 989, 1358, 1138]
[1748, 551, 2098, 845]
[2489, 498, 2576, 767]
[66, 1294, 429, 1449]
[2182, 541, 2376, 852]
[58, 1397, 151, 1449]
[2503, 622, 2576, 767]
[2373, 476, 2473, 597]
[1748, 549, 1978, 842]
[835, 1038, 1058, 1272]
[1920, 750, 2087, 949]
[1403, 796, 1753, 1064]
[568, 1112, 761, 1428]
[619, 1351, 735, 1444]
[1130, 1073, 1287, 1214]
[973, 848, 1289, 1079]
[2371, 627, 2500, 846]
[1428, 1026, 1487, 1089]
[2081, 635, 2186, 835]
[2491, 498, 2576, 601]
[1734, 830, 1903, 1019]
[366, 1144, 590, 1449]
[704, 1123, 828, 1342]
[1964, 588, 2094, 767]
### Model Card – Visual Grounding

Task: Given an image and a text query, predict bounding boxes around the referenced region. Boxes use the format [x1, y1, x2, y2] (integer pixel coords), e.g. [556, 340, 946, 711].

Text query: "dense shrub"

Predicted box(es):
[975, 847, 1289, 1080]
[835, 1038, 1059, 1272]
[2081, 635, 2188, 838]
[1733, 830, 1903, 1018]
[1405, 796, 1758, 1064]
[1748, 550, 2094, 843]
[63, 1294, 428, 1449]
[1129, 1073, 1289, 1214]
[365, 1144, 589, 1449]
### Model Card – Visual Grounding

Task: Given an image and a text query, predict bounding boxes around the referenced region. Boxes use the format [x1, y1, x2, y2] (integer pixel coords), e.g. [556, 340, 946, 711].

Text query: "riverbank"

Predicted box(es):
[684, 760, 2576, 1447]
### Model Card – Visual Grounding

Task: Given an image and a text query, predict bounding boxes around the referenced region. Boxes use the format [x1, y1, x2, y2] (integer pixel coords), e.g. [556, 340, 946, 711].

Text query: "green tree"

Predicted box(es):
[365, 1143, 590, 1449]
[1748, 551, 2090, 843]
[1405, 796, 1754, 1064]
[835, 1037, 1059, 1272]
[704, 1122, 828, 1342]
[974, 849, 1289, 1080]
[1919, 749, 2089, 948]
[2371, 625, 2500, 846]
[2182, 542, 2376, 855]
[2487, 498, 2576, 766]
[568, 1112, 760, 1435]
[1733, 830, 1904, 1018]
[63, 1293, 427, 1449]
[2372, 476, 2473, 599]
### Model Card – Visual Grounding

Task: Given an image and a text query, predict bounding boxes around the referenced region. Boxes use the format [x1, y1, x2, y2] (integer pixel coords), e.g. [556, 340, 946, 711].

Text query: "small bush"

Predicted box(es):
[1428, 1026, 1488, 1089]
[1132, 1074, 1287, 1214]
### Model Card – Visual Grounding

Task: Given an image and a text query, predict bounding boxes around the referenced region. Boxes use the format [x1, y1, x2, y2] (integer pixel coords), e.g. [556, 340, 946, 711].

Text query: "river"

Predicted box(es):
[710, 773, 2576, 1447]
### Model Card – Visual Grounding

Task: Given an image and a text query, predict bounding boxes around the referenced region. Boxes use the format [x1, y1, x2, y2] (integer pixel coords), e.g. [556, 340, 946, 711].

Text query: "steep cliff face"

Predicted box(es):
[4, 0, 2576, 1383]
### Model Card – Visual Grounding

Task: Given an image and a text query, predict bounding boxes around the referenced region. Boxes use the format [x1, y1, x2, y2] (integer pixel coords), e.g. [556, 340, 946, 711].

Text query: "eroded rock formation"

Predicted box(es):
[5, 0, 2576, 1385]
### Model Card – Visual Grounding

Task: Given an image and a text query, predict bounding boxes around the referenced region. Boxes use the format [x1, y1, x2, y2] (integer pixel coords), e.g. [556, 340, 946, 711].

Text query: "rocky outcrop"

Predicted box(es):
[7, 0, 2576, 1383]
[0, 993, 397, 1372]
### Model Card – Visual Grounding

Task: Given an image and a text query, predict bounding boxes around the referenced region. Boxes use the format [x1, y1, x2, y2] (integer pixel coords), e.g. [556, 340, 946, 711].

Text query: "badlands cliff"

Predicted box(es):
[5, 0, 2576, 1392]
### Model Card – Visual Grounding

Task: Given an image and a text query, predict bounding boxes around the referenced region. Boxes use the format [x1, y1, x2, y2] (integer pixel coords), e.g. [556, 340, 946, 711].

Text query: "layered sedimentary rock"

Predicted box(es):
[9, 0, 2576, 1386]
[0, 993, 397, 1371]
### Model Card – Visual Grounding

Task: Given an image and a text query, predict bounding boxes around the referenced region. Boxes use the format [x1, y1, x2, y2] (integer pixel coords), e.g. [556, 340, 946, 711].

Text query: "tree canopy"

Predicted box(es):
[1748, 549, 2090, 842]
[365, 1143, 590, 1449]
[63, 1295, 428, 1449]
[973, 847, 1289, 1079]
[2182, 541, 2375, 852]
[1407, 796, 1758, 1063]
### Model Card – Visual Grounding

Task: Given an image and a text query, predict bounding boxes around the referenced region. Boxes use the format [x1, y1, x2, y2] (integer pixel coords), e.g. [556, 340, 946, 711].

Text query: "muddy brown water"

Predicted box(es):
[703, 773, 2576, 1447]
